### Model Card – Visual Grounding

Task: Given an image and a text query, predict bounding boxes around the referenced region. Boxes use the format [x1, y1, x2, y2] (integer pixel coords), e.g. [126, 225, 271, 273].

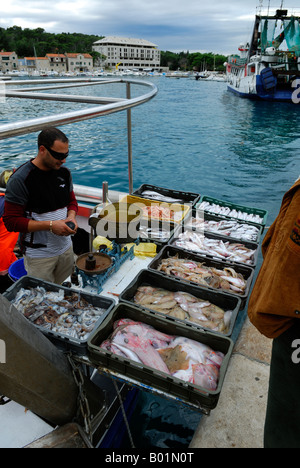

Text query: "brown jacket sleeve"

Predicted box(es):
[248, 180, 300, 339]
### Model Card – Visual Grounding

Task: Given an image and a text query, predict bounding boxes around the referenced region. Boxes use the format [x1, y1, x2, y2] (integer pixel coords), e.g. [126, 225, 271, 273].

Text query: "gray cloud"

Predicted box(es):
[0, 0, 261, 54]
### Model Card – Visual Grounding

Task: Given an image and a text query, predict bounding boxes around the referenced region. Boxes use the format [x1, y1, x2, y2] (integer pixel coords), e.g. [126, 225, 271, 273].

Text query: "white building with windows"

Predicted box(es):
[92, 36, 161, 71]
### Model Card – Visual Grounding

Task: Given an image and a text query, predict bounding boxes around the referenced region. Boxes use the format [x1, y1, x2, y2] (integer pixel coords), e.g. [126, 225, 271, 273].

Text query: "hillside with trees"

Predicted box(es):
[161, 51, 227, 72]
[0, 26, 227, 71]
[0, 26, 103, 58]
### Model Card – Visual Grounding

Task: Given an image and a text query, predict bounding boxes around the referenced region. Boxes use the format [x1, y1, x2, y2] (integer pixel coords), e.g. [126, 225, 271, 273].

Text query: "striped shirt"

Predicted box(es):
[4, 160, 78, 258]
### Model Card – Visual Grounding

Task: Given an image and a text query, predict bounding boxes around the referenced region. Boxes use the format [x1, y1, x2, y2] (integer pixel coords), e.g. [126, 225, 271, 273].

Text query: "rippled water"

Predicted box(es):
[1, 77, 300, 226]
[1, 76, 299, 448]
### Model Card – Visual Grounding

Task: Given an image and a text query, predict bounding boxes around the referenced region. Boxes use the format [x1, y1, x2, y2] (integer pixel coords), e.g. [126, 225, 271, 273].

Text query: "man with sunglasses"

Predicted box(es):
[3, 127, 78, 285]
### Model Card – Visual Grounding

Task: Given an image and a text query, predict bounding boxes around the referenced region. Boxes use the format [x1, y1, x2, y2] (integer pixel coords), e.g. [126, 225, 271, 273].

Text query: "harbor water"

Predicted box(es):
[0, 76, 300, 448]
[1, 77, 299, 227]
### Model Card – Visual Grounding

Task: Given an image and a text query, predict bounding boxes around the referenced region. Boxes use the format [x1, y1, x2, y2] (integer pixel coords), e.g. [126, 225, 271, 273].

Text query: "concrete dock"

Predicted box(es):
[189, 317, 272, 449]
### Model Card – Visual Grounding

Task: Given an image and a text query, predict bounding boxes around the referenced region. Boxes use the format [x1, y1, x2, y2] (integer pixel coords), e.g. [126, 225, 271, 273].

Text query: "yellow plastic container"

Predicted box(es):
[120, 195, 190, 224]
[93, 236, 113, 251]
[124, 242, 157, 258]
[134, 242, 157, 258]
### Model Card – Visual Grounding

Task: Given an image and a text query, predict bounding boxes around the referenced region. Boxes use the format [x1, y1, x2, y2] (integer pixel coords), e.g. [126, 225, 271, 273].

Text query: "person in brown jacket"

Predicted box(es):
[248, 177, 300, 448]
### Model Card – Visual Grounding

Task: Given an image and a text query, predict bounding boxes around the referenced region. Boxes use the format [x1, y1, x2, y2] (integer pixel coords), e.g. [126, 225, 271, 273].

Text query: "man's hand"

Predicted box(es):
[52, 219, 77, 236]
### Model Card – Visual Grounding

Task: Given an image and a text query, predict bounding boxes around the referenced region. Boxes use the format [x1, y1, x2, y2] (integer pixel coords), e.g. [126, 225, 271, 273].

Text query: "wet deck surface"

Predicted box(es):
[189, 317, 272, 448]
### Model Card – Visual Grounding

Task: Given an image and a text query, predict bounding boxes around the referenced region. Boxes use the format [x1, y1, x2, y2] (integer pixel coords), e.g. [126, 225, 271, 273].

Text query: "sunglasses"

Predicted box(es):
[44, 145, 69, 161]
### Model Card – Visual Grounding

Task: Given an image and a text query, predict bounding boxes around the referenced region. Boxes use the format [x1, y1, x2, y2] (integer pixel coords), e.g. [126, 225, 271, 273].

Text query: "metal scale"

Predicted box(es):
[75, 182, 142, 293]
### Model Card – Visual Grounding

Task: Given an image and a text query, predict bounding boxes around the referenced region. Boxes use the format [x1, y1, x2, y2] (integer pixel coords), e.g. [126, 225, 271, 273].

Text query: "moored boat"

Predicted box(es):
[165, 71, 191, 78]
[226, 6, 300, 102]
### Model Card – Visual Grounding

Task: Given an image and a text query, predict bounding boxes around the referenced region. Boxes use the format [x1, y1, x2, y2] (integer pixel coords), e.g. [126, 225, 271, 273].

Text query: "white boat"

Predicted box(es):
[195, 71, 226, 82]
[7, 70, 21, 77]
[165, 71, 190, 78]
[226, 6, 300, 102]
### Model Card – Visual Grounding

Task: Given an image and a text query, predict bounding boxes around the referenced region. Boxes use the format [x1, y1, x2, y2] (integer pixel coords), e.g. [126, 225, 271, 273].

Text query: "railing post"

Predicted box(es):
[126, 81, 133, 195]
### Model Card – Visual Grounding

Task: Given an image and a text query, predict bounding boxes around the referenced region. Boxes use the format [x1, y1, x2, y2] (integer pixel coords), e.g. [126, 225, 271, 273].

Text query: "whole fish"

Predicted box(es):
[100, 319, 225, 391]
[192, 364, 220, 391]
[139, 224, 171, 241]
[134, 286, 232, 333]
[173, 230, 256, 265]
[12, 287, 107, 341]
[158, 336, 224, 390]
[108, 320, 173, 374]
[185, 216, 260, 242]
[169, 336, 224, 368]
[199, 201, 263, 224]
[141, 190, 184, 203]
[157, 254, 247, 295]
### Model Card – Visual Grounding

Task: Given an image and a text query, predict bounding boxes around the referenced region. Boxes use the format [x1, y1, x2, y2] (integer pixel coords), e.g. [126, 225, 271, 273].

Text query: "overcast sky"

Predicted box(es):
[0, 0, 268, 55]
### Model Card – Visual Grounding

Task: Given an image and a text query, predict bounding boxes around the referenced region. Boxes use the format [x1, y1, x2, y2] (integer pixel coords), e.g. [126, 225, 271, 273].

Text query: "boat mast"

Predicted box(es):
[248, 15, 261, 60]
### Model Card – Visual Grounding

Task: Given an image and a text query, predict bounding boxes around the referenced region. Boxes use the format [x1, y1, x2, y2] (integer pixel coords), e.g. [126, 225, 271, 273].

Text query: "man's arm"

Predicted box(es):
[4, 201, 77, 236]
[66, 190, 78, 232]
[3, 201, 29, 233]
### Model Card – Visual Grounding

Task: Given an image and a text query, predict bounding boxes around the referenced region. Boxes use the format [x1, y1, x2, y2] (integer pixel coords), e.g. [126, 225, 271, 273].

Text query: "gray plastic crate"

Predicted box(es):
[119, 269, 241, 337]
[87, 302, 234, 412]
[133, 184, 200, 206]
[148, 246, 254, 309]
[3, 276, 115, 354]
[169, 227, 259, 267]
[181, 209, 264, 245]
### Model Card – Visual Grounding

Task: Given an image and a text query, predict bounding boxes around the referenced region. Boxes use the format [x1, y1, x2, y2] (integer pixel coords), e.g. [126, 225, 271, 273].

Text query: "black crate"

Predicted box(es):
[119, 269, 242, 337]
[182, 209, 264, 245]
[148, 246, 254, 308]
[169, 227, 259, 267]
[3, 276, 115, 354]
[133, 184, 200, 206]
[87, 303, 234, 412]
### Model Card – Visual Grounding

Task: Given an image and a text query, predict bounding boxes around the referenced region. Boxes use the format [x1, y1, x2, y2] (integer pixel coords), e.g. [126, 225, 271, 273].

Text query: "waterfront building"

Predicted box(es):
[24, 57, 51, 75]
[65, 53, 93, 73]
[46, 54, 68, 74]
[0, 51, 19, 73]
[92, 36, 161, 71]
